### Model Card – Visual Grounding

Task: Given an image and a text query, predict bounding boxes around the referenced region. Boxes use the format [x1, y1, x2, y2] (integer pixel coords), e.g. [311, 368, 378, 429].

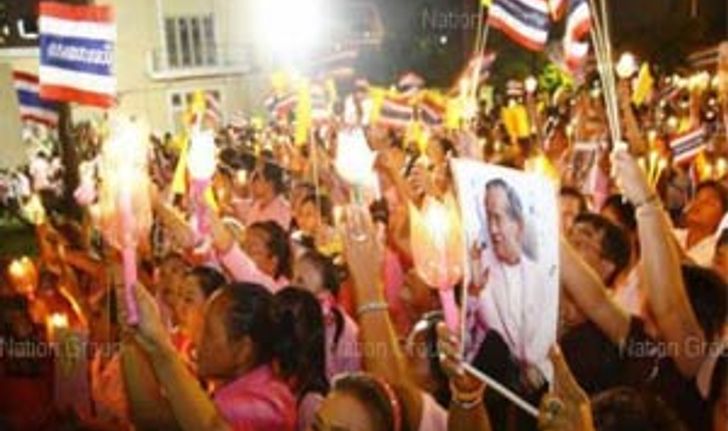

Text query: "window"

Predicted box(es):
[163, 14, 217, 69]
[164, 18, 178, 67]
[203, 16, 217, 65]
[190, 17, 202, 66]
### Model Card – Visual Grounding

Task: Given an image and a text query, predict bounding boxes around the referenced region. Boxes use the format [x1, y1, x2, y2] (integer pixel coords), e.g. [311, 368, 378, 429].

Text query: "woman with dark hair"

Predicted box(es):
[237, 160, 291, 230]
[313, 372, 414, 431]
[211, 208, 293, 292]
[294, 249, 361, 380]
[120, 281, 296, 431]
[173, 266, 227, 362]
[292, 193, 339, 255]
[272, 287, 329, 431]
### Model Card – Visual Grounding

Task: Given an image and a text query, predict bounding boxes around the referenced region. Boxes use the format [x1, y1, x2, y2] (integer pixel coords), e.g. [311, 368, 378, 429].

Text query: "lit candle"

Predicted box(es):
[716, 158, 727, 178]
[188, 128, 217, 236]
[98, 118, 152, 325]
[615, 52, 637, 79]
[47, 312, 69, 342]
[409, 195, 464, 331]
[335, 128, 379, 201]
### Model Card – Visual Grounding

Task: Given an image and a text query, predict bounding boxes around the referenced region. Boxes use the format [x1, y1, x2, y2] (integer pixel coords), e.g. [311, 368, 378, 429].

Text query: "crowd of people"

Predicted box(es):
[0, 50, 726, 431]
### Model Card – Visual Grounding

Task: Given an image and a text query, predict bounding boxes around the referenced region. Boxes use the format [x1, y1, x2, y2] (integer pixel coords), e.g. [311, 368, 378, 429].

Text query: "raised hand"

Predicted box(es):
[538, 346, 594, 431]
[114, 279, 172, 355]
[610, 148, 654, 206]
[436, 322, 485, 395]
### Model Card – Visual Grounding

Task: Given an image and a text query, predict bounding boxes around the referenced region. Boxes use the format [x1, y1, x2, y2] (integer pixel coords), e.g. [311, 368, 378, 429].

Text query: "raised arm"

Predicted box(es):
[559, 237, 631, 346]
[611, 149, 706, 376]
[342, 205, 424, 428]
[121, 340, 181, 431]
[208, 208, 279, 292]
[116, 281, 230, 431]
[436, 323, 491, 431]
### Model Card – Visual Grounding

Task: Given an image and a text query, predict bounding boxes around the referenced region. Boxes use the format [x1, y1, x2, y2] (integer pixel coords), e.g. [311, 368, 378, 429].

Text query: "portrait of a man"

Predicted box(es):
[451, 159, 559, 393]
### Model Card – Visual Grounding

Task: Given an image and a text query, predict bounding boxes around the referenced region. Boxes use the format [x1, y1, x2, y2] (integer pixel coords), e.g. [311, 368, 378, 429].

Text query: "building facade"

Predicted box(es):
[2, 0, 263, 136]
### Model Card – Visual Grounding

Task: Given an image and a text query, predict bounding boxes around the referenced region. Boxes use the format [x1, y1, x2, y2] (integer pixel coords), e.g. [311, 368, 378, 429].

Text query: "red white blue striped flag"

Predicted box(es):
[39, 2, 116, 108]
[670, 127, 707, 166]
[487, 0, 551, 51]
[13, 71, 59, 128]
[379, 94, 413, 129]
[563, 0, 592, 71]
[420, 93, 446, 127]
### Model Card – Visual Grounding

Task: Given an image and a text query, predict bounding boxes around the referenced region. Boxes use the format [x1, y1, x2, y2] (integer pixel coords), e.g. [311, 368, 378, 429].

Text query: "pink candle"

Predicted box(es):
[119, 188, 139, 325]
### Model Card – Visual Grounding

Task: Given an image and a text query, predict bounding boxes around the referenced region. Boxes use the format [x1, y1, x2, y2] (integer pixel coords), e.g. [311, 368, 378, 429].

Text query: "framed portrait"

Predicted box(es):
[451, 158, 560, 388]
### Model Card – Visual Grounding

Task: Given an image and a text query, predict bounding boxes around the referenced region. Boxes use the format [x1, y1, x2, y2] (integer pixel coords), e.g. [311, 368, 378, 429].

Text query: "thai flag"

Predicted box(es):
[563, 0, 592, 70]
[487, 0, 551, 52]
[379, 95, 413, 129]
[397, 72, 425, 97]
[506, 80, 525, 98]
[670, 127, 707, 166]
[39, 2, 116, 108]
[12, 71, 59, 128]
[420, 94, 445, 127]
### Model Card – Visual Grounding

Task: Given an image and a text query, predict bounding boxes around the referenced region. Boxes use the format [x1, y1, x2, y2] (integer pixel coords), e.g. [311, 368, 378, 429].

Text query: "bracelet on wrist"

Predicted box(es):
[356, 301, 389, 318]
[634, 193, 659, 208]
[450, 382, 485, 405]
[452, 396, 482, 410]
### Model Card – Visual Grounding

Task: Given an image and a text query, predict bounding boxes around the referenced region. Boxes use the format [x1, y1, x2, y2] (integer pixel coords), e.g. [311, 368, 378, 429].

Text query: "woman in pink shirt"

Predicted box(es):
[293, 250, 362, 380]
[120, 281, 296, 431]
[272, 288, 330, 431]
[236, 160, 292, 230]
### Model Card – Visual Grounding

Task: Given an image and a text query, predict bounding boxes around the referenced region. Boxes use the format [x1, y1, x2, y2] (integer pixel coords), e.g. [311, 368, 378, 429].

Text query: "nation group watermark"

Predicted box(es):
[421, 8, 482, 31]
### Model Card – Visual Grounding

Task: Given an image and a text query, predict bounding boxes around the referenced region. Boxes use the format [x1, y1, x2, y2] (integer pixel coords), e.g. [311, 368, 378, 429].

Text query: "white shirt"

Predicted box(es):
[474, 252, 556, 382]
[717, 214, 728, 237]
[673, 228, 718, 267]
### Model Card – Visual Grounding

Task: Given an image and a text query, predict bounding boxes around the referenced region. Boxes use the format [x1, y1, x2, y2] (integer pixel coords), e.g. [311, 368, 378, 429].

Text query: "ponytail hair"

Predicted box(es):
[272, 287, 329, 401]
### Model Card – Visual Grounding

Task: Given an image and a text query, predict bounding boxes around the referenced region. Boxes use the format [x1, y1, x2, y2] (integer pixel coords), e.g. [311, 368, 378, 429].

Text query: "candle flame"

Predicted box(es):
[48, 313, 69, 329]
[409, 195, 465, 290]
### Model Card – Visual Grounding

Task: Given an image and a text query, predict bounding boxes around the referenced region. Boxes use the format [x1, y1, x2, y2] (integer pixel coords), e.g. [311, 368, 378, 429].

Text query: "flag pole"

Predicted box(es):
[56, 0, 94, 220]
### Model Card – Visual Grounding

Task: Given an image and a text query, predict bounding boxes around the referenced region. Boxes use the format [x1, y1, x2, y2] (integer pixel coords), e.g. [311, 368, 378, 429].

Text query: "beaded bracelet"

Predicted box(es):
[356, 301, 389, 318]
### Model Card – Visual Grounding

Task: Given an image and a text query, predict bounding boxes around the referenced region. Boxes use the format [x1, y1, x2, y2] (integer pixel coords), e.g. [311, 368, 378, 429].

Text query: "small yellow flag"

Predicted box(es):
[632, 63, 654, 106]
[501, 104, 530, 139]
[481, 0, 492, 7]
[295, 80, 312, 146]
[171, 137, 189, 196]
[445, 97, 462, 130]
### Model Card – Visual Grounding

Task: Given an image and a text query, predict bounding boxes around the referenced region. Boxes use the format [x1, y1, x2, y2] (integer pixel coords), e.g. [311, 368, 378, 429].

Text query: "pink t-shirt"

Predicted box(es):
[213, 364, 296, 431]
[219, 243, 288, 292]
[234, 195, 292, 231]
[419, 392, 448, 431]
[296, 392, 324, 431]
[320, 293, 362, 380]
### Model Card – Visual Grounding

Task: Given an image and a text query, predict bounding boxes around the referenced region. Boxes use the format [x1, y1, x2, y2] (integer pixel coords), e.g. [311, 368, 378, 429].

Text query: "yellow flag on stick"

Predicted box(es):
[295, 80, 312, 146]
[501, 103, 530, 139]
[171, 137, 189, 196]
[445, 97, 462, 130]
[632, 63, 654, 106]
